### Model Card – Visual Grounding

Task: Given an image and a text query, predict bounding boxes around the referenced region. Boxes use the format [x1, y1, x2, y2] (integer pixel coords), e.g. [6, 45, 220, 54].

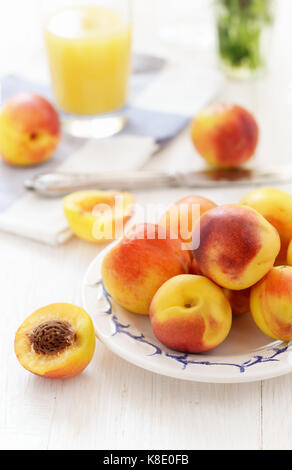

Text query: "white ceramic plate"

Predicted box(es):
[82, 244, 292, 384]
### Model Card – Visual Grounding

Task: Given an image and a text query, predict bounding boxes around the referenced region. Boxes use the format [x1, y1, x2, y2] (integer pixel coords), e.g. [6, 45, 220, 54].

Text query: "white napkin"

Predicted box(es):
[0, 136, 157, 245]
[0, 62, 223, 245]
[132, 63, 223, 116]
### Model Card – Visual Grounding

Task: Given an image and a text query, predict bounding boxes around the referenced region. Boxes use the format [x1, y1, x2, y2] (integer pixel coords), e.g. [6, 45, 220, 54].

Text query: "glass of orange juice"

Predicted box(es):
[42, 0, 132, 137]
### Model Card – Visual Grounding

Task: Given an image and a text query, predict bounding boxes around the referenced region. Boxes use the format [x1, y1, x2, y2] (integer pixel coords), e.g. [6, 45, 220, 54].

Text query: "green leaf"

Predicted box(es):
[216, 0, 274, 71]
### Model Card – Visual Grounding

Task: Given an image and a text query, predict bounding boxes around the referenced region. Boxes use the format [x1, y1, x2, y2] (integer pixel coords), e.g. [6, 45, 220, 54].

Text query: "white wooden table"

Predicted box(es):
[1, 0, 292, 450]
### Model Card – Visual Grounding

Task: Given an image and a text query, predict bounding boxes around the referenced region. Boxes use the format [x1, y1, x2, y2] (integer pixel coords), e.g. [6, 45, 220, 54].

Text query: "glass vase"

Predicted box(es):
[215, 0, 275, 80]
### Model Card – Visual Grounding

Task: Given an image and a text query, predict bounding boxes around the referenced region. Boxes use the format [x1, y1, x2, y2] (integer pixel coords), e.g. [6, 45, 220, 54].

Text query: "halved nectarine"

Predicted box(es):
[63, 190, 135, 243]
[14, 303, 96, 379]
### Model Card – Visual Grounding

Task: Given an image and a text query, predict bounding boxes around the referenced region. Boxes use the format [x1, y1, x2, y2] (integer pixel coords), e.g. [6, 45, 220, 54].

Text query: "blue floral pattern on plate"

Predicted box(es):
[93, 280, 291, 374]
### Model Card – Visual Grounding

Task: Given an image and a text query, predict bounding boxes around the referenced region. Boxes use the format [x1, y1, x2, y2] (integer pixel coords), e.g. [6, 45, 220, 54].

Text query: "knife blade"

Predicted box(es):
[24, 167, 292, 198]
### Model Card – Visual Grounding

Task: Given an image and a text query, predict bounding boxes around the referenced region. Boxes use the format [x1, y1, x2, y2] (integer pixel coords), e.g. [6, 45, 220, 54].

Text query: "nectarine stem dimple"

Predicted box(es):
[28, 321, 76, 355]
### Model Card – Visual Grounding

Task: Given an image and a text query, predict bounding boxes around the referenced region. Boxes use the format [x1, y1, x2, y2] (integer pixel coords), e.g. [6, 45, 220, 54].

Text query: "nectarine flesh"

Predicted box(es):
[63, 190, 135, 243]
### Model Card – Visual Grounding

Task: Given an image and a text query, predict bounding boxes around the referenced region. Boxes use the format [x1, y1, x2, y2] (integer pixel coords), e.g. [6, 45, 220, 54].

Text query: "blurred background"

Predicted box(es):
[0, 0, 288, 75]
[0, 0, 292, 165]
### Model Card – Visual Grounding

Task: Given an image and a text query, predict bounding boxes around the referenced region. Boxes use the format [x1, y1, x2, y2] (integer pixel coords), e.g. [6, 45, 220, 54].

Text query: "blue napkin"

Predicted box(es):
[0, 74, 189, 211]
[1, 75, 190, 143]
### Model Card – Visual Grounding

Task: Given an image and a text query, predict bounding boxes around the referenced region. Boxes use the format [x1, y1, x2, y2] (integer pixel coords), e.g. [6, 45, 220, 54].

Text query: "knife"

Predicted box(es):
[25, 167, 292, 197]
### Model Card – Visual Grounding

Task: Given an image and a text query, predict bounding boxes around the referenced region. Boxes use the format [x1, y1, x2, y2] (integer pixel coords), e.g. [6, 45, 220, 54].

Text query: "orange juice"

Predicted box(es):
[44, 6, 132, 115]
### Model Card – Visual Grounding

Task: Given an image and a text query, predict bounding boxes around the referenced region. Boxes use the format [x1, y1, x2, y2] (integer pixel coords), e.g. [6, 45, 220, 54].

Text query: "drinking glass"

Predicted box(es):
[41, 0, 132, 137]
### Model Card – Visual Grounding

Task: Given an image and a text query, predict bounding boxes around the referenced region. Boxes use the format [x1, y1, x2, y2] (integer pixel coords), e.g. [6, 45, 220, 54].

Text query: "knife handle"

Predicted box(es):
[25, 171, 177, 197]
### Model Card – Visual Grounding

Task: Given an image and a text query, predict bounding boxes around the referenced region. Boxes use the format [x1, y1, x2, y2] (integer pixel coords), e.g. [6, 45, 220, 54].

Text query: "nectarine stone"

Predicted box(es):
[28, 320, 75, 355]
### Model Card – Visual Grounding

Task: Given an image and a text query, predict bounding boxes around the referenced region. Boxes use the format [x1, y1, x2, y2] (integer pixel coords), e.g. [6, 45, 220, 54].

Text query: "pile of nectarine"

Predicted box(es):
[9, 92, 292, 372]
[102, 187, 292, 354]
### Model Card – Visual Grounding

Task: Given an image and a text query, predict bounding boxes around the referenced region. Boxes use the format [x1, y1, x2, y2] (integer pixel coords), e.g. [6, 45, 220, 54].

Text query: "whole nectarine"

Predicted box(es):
[193, 204, 280, 290]
[191, 103, 259, 168]
[160, 195, 217, 250]
[241, 188, 292, 265]
[101, 223, 191, 315]
[150, 274, 232, 353]
[250, 266, 292, 341]
[0, 92, 60, 166]
[223, 288, 251, 316]
[190, 256, 202, 275]
[287, 239, 292, 267]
